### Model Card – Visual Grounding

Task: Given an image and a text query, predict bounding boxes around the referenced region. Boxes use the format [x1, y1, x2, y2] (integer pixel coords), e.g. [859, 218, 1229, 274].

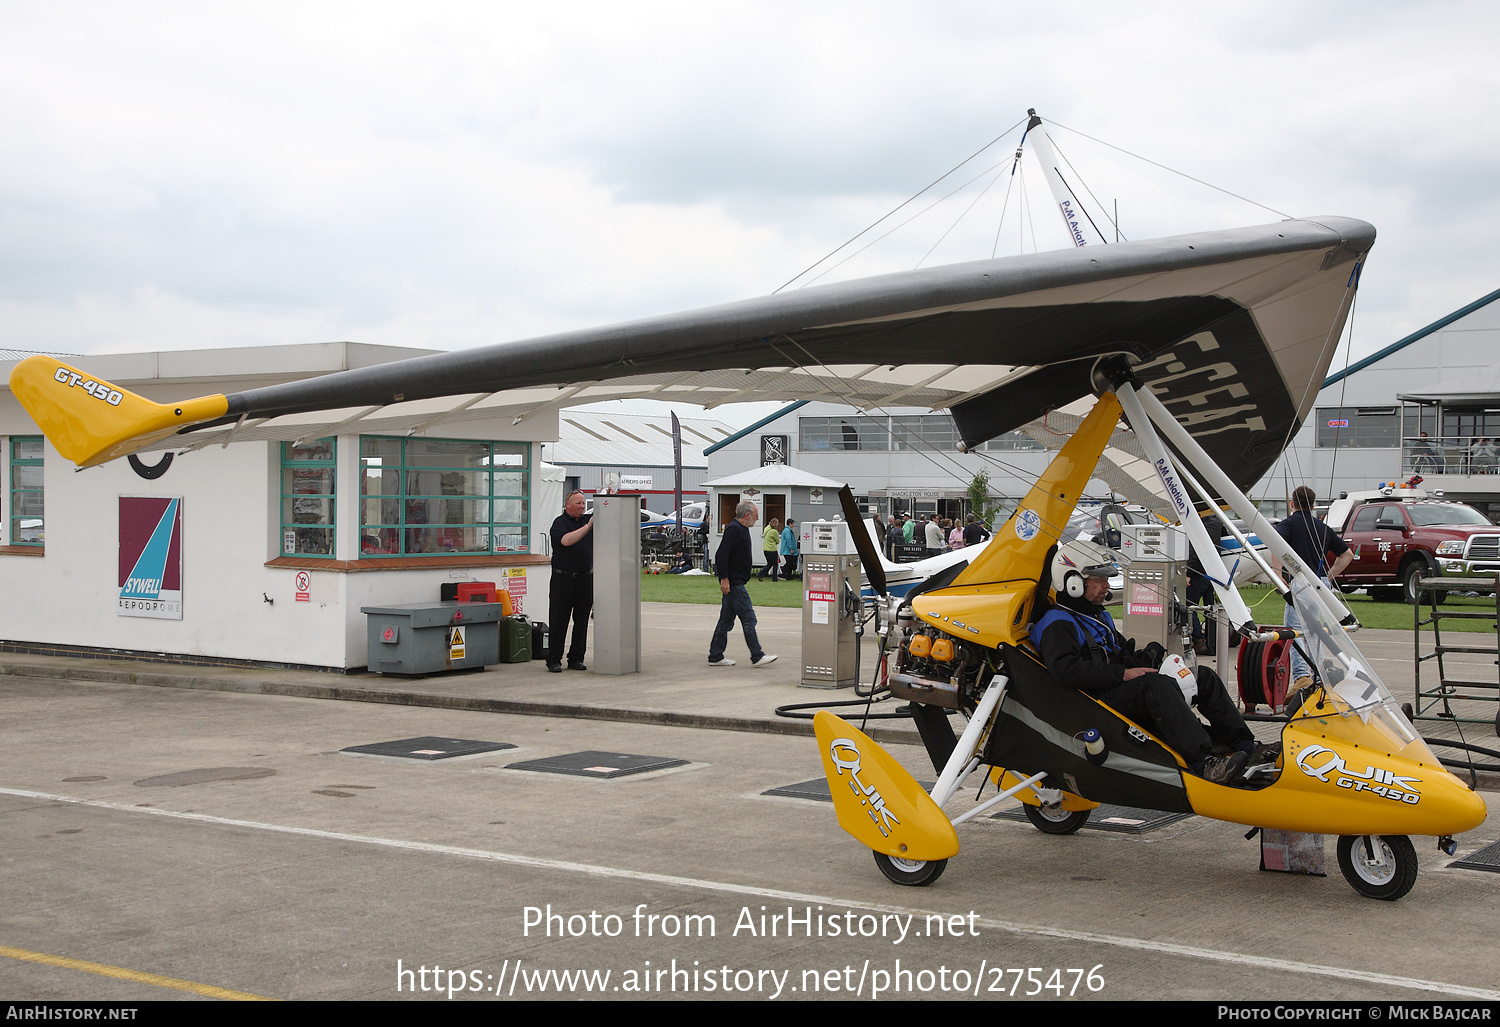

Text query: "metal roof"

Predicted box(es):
[543, 409, 736, 468]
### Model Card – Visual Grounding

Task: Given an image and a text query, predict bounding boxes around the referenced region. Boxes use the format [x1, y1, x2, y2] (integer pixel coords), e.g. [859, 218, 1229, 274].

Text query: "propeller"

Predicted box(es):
[837, 485, 887, 597]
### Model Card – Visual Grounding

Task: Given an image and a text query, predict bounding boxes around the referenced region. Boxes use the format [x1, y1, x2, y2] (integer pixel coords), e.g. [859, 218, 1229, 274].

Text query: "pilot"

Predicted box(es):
[1031, 539, 1258, 785]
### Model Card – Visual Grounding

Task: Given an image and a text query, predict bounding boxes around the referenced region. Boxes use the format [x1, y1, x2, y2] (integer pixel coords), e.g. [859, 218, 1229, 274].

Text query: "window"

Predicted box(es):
[1441, 407, 1500, 440]
[280, 438, 336, 557]
[980, 430, 1046, 452]
[891, 415, 957, 451]
[359, 437, 529, 556]
[9, 436, 43, 545]
[799, 416, 889, 451]
[1315, 407, 1398, 448]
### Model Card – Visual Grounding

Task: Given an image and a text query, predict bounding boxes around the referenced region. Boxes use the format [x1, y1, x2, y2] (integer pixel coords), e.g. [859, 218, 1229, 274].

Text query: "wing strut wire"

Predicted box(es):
[773, 116, 1027, 293]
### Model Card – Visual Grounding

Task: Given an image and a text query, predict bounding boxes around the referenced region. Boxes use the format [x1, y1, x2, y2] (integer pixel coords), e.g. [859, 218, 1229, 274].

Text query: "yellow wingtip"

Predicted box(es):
[8, 356, 228, 468]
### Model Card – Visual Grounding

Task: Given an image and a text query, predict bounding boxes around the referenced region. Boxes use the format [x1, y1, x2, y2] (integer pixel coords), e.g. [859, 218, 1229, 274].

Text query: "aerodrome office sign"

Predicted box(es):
[118, 496, 183, 620]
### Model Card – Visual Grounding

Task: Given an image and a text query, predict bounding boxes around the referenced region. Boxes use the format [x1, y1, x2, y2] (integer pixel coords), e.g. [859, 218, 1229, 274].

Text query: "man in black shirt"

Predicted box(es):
[962, 513, 989, 547]
[547, 490, 594, 672]
[1272, 486, 1353, 688]
[709, 501, 777, 668]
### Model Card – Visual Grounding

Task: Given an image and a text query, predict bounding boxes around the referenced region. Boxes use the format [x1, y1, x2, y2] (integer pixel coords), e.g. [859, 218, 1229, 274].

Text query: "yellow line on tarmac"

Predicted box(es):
[0, 944, 274, 1001]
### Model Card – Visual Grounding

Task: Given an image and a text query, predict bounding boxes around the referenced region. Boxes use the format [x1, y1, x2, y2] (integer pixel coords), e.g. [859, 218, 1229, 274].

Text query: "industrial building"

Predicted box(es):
[541, 408, 734, 514]
[701, 400, 1116, 524]
[1252, 287, 1500, 519]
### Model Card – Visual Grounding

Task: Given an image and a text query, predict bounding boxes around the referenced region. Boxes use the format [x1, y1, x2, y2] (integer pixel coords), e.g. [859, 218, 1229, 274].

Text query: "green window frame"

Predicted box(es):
[280, 438, 336, 557]
[9, 436, 44, 546]
[358, 437, 530, 557]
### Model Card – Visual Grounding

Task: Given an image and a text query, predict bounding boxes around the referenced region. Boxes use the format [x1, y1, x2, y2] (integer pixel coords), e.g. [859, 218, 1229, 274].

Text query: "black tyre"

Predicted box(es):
[1336, 834, 1418, 900]
[1372, 587, 1402, 604]
[873, 851, 947, 886]
[1022, 801, 1091, 835]
[1402, 559, 1434, 605]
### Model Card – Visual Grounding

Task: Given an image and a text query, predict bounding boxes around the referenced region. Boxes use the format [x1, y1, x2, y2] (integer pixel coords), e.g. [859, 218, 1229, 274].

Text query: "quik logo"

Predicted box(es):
[828, 738, 901, 836]
[1294, 744, 1422, 804]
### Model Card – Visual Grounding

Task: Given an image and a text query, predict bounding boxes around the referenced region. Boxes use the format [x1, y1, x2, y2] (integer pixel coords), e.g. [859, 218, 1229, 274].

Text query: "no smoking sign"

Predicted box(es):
[295, 571, 311, 603]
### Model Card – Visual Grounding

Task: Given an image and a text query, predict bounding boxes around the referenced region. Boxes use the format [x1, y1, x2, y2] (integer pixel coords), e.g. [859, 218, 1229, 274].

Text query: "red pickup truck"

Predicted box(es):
[1328, 494, 1500, 602]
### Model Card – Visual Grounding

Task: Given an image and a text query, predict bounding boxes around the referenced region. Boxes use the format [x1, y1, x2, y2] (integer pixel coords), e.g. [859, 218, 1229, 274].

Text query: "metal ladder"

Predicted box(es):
[1413, 574, 1500, 729]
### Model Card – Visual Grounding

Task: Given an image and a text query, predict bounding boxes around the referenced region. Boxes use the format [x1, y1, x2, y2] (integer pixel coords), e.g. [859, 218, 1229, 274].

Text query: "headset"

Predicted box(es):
[1050, 537, 1122, 602]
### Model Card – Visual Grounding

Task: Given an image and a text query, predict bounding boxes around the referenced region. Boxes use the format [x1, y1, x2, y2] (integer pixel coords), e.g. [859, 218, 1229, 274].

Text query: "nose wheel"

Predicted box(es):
[1336, 834, 1417, 900]
[873, 851, 948, 886]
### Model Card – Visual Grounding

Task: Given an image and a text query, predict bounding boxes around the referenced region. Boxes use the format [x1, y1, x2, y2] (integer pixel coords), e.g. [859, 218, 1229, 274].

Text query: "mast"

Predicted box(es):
[1024, 109, 1091, 248]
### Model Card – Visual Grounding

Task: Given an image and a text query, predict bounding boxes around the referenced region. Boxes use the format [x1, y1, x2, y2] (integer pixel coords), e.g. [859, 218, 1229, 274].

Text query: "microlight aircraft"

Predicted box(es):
[14, 201, 1472, 895]
[817, 369, 1487, 900]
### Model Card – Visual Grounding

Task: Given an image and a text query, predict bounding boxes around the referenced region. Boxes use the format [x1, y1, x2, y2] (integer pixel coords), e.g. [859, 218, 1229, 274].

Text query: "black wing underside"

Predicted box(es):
[205, 216, 1371, 489]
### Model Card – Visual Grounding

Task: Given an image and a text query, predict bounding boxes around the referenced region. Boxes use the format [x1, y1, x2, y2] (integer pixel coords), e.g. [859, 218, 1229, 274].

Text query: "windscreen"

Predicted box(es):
[1408, 505, 1493, 527]
[1288, 579, 1437, 763]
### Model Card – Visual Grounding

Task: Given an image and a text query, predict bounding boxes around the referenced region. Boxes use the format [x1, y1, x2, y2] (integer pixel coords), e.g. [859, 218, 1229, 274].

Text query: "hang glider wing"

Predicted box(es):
[9, 216, 1372, 487]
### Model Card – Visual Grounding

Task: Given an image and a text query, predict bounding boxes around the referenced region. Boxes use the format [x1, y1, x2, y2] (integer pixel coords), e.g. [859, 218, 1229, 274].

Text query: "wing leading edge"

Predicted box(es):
[10, 216, 1372, 484]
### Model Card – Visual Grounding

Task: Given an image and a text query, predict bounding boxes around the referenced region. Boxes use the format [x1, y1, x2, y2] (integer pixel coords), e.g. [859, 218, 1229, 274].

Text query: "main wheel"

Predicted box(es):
[1022, 801, 1091, 835]
[1336, 834, 1418, 900]
[873, 851, 948, 886]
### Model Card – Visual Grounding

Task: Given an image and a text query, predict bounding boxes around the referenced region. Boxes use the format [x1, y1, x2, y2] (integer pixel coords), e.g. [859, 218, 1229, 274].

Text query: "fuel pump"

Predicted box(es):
[800, 519, 860, 688]
[1118, 523, 1192, 659]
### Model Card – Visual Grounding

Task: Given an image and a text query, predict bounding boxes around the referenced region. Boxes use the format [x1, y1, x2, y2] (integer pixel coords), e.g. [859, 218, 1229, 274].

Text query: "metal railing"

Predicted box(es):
[1402, 436, 1500, 476]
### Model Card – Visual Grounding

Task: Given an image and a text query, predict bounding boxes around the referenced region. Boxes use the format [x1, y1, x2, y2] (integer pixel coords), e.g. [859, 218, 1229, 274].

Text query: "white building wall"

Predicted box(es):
[0, 435, 555, 670]
[1253, 293, 1500, 509]
[0, 349, 560, 670]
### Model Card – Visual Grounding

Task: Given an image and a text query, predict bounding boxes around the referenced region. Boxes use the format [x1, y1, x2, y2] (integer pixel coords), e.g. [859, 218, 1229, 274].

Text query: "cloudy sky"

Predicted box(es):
[4, 2, 1498, 425]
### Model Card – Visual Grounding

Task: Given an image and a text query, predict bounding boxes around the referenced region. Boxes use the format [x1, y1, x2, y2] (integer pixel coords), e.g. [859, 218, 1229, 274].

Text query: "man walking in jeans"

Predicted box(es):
[709, 501, 778, 668]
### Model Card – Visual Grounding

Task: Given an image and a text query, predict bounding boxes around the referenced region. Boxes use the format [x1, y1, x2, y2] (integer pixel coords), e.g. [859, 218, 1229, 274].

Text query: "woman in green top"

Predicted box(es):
[758, 517, 782, 581]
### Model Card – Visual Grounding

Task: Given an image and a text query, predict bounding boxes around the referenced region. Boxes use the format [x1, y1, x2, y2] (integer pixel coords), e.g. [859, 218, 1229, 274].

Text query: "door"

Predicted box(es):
[1343, 504, 1381, 583]
[764, 493, 787, 534]
[717, 493, 741, 532]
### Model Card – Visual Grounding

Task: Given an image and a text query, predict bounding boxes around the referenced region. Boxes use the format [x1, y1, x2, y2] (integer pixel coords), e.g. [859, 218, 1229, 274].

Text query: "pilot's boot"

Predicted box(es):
[1195, 750, 1249, 785]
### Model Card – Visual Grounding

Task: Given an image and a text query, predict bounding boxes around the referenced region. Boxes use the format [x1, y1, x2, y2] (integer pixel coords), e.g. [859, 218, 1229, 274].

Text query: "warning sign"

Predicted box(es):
[295, 571, 310, 603]
[449, 626, 466, 660]
[502, 567, 528, 614]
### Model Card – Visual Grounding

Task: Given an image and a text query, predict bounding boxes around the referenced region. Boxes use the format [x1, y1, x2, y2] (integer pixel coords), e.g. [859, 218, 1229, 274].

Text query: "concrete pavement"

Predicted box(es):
[1, 602, 1498, 1001]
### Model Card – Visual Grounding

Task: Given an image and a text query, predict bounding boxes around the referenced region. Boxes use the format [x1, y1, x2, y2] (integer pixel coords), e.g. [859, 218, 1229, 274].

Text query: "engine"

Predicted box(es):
[887, 616, 992, 711]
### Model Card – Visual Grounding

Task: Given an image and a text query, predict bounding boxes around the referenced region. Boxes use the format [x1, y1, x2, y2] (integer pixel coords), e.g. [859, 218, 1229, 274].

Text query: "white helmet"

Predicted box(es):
[1050, 537, 1122, 600]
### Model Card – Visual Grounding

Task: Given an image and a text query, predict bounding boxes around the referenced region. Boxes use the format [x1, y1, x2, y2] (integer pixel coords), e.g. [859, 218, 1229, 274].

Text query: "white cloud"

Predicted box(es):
[3, 0, 1499, 419]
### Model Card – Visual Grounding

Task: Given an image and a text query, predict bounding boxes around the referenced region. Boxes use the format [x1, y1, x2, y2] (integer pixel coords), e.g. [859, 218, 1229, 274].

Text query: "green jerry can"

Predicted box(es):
[498, 615, 532, 663]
